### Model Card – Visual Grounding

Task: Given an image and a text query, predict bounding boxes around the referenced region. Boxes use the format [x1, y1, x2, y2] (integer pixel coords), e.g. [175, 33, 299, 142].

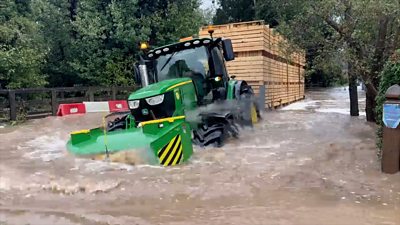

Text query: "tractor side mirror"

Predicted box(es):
[222, 39, 235, 61]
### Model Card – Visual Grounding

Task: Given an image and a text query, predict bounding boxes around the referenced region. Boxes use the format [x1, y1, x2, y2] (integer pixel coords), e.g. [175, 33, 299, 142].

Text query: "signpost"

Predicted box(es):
[381, 84, 400, 174]
[383, 103, 400, 129]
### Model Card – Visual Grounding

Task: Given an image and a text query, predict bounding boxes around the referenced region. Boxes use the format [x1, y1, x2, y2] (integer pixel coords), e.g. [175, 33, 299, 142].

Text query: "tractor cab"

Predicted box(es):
[107, 37, 238, 131]
[136, 38, 235, 105]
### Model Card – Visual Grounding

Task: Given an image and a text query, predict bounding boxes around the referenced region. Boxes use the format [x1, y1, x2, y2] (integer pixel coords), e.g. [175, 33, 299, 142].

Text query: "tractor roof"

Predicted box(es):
[146, 38, 213, 60]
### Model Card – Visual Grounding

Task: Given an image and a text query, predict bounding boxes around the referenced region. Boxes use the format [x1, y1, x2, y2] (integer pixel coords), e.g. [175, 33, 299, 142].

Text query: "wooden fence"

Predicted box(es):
[0, 86, 137, 121]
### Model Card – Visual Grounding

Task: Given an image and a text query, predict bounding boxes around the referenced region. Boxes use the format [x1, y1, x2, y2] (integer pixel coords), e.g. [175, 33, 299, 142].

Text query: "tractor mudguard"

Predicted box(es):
[229, 80, 263, 126]
[234, 80, 253, 99]
[231, 80, 265, 109]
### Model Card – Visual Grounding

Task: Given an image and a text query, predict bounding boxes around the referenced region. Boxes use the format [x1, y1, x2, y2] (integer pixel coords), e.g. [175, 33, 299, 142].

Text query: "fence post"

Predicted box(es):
[51, 89, 58, 116]
[88, 88, 94, 101]
[8, 90, 16, 121]
[112, 86, 117, 100]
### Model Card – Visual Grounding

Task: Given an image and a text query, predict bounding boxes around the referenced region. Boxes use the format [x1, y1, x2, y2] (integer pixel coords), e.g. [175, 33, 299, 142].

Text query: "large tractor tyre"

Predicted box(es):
[192, 115, 239, 147]
[193, 123, 226, 147]
[237, 83, 260, 127]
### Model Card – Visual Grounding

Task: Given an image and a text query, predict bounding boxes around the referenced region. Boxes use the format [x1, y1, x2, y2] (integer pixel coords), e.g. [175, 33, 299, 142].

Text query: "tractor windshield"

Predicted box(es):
[150, 46, 209, 82]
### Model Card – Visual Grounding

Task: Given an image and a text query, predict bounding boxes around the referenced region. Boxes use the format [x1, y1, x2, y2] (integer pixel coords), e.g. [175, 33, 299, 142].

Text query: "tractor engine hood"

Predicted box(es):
[128, 78, 192, 100]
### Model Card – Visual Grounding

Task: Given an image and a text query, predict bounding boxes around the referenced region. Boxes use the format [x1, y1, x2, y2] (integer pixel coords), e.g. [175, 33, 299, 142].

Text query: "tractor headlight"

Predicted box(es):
[128, 100, 140, 109]
[146, 94, 164, 105]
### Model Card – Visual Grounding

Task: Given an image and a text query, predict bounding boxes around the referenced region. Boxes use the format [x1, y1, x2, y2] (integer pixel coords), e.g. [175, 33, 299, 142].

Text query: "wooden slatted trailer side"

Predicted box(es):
[199, 20, 306, 109]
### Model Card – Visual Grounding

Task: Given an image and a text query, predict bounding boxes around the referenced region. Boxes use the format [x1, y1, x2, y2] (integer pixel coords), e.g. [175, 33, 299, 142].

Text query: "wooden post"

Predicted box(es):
[8, 90, 16, 121]
[88, 88, 94, 101]
[112, 86, 117, 100]
[51, 89, 58, 116]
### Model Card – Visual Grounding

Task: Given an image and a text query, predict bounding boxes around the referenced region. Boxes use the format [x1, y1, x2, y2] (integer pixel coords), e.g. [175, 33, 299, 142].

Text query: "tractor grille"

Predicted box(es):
[131, 91, 176, 123]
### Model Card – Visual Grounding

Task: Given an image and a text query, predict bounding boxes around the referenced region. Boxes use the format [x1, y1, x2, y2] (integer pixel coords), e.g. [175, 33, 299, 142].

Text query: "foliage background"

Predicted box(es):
[0, 0, 204, 89]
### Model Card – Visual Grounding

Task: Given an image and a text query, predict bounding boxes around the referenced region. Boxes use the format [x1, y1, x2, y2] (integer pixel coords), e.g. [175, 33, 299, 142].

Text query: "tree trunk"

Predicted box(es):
[69, 0, 78, 21]
[365, 87, 376, 122]
[348, 63, 359, 116]
[364, 15, 389, 123]
[69, 0, 78, 38]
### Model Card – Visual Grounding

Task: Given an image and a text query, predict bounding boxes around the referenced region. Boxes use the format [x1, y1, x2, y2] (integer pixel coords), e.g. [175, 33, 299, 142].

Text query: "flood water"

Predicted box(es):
[0, 87, 399, 225]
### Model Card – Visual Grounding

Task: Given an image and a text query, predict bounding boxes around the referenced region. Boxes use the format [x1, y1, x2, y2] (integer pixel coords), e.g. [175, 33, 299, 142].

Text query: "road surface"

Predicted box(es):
[0, 87, 399, 225]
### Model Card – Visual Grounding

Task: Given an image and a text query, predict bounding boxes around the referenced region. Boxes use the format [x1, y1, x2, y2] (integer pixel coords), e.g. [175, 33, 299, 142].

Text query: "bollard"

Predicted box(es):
[381, 84, 400, 174]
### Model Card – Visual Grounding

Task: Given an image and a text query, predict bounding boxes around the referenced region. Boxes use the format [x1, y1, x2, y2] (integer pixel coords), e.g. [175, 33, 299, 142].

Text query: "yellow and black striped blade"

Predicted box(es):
[157, 135, 183, 166]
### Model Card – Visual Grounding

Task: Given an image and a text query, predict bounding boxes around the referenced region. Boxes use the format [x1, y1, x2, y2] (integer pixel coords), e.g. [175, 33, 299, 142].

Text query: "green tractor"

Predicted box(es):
[67, 35, 263, 166]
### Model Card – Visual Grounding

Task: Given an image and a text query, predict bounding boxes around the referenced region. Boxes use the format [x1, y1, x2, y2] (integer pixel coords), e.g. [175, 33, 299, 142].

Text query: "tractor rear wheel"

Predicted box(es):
[238, 84, 260, 127]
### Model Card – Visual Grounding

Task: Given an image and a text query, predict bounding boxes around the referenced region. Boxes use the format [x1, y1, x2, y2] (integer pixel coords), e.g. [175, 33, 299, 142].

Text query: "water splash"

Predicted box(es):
[19, 132, 66, 162]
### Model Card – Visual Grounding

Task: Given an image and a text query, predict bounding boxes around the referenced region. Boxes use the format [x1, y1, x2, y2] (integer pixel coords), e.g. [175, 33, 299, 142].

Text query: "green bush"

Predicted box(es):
[375, 50, 400, 158]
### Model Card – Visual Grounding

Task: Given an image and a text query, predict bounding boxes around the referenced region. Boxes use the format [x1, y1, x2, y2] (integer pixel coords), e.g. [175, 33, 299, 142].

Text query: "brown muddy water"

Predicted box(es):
[0, 87, 399, 225]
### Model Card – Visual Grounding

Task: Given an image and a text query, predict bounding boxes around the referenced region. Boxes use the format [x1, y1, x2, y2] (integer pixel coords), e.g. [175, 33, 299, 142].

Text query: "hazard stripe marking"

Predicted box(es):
[177, 147, 183, 163]
[171, 144, 183, 166]
[157, 135, 183, 166]
[158, 135, 178, 162]
[163, 136, 181, 166]
[160, 135, 180, 165]
[165, 140, 181, 166]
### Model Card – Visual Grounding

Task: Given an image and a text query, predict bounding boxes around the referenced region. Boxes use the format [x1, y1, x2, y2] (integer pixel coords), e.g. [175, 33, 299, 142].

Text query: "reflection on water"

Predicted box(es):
[0, 87, 399, 225]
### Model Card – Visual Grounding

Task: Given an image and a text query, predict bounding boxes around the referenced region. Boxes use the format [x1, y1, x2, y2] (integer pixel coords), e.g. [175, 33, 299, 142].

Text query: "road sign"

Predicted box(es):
[383, 103, 400, 129]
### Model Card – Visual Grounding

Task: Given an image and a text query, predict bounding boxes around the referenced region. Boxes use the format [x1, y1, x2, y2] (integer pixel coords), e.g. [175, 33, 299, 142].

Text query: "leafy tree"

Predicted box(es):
[213, 0, 255, 24]
[199, 6, 215, 25]
[1, 0, 204, 88]
[69, 0, 141, 86]
[31, 0, 80, 87]
[70, 0, 203, 86]
[148, 0, 204, 46]
[0, 0, 47, 89]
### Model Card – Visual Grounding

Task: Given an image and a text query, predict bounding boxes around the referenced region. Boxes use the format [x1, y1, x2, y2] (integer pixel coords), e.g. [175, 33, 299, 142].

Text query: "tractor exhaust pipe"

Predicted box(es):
[139, 64, 149, 87]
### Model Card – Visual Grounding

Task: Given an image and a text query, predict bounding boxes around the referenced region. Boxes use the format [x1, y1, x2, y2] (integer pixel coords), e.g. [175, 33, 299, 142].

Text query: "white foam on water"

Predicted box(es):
[316, 108, 366, 116]
[20, 133, 66, 162]
[75, 158, 163, 173]
[0, 177, 11, 190]
[316, 108, 350, 115]
[77, 159, 135, 172]
[280, 100, 318, 111]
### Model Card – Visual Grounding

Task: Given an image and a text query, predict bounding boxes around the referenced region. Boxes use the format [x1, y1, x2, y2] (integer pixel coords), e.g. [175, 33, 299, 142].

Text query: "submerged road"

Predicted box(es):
[0, 87, 399, 225]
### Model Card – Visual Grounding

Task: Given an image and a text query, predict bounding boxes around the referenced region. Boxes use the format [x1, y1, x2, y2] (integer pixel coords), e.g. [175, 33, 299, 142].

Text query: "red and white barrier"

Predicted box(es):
[83, 101, 110, 113]
[57, 103, 86, 116]
[108, 100, 129, 112]
[57, 100, 129, 116]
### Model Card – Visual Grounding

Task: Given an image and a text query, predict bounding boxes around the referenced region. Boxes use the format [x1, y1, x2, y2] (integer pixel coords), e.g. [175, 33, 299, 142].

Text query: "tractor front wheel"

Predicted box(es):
[192, 114, 239, 147]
